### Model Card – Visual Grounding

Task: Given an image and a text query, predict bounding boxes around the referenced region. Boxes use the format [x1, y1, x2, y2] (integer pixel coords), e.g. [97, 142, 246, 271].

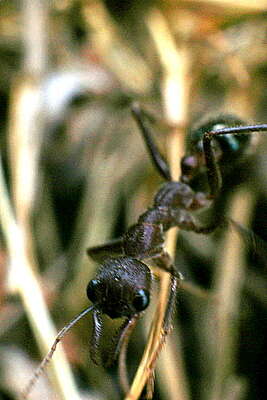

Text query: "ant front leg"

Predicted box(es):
[104, 314, 141, 368]
[203, 123, 267, 198]
[116, 315, 142, 393]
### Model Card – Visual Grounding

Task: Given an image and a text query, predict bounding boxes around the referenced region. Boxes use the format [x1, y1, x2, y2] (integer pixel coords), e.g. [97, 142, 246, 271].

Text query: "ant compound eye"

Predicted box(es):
[86, 279, 101, 303]
[133, 289, 150, 311]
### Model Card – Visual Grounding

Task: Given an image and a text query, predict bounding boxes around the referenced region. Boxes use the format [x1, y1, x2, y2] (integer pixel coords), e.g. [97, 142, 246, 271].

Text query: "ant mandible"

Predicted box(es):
[22, 103, 267, 398]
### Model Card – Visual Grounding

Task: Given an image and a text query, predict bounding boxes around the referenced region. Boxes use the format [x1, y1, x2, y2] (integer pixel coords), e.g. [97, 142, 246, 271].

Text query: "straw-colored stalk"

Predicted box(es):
[204, 189, 255, 400]
[125, 8, 191, 400]
[0, 145, 80, 400]
[2, 0, 82, 395]
[82, 0, 152, 93]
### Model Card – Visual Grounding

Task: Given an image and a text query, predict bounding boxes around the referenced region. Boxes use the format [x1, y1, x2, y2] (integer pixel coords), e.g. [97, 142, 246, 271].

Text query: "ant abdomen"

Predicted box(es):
[189, 115, 249, 155]
[181, 115, 250, 183]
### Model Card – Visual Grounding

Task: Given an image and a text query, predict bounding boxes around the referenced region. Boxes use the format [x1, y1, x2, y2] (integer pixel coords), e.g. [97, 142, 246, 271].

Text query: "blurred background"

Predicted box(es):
[0, 1, 267, 399]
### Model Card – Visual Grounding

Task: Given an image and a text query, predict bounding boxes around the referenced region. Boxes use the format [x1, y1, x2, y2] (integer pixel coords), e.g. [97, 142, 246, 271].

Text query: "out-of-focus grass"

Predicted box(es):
[0, 1, 267, 400]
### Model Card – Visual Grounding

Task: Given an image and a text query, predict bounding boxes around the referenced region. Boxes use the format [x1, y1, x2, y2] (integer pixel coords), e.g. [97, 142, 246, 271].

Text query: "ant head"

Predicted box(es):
[86, 256, 152, 319]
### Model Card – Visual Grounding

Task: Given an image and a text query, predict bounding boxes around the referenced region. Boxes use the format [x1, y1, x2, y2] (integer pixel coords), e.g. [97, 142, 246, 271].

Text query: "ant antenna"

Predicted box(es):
[21, 304, 96, 399]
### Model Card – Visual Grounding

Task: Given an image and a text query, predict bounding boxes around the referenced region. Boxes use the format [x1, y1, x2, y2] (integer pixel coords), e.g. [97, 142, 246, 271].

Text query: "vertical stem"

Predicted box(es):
[3, 1, 81, 399]
[204, 190, 255, 400]
[0, 155, 81, 400]
[125, 8, 191, 400]
[22, 0, 48, 75]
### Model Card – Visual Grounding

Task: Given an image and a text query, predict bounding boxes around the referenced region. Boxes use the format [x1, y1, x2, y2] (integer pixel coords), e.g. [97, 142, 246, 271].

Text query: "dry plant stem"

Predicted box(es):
[185, 0, 267, 13]
[146, 8, 192, 129]
[206, 189, 255, 400]
[9, 0, 48, 273]
[8, 78, 43, 275]
[5, 1, 80, 393]
[125, 9, 190, 400]
[124, 266, 175, 400]
[151, 8, 190, 400]
[158, 326, 190, 400]
[21, 306, 94, 399]
[82, 0, 152, 93]
[0, 156, 81, 400]
[207, 33, 250, 88]
[22, 0, 48, 75]
[180, 280, 213, 300]
[224, 83, 254, 122]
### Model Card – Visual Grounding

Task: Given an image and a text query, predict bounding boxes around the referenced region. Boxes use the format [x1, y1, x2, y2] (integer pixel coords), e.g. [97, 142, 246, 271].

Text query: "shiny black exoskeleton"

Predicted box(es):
[22, 104, 267, 400]
[181, 115, 251, 185]
[87, 257, 151, 319]
[85, 104, 267, 366]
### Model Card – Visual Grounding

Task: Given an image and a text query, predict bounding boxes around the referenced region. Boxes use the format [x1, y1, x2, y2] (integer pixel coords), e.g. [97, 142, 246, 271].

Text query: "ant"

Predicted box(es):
[21, 102, 267, 399]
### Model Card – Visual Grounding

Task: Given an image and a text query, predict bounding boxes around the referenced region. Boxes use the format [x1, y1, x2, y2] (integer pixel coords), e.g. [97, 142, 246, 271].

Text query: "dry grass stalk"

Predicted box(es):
[178, 0, 267, 13]
[82, 0, 152, 93]
[206, 190, 255, 400]
[0, 149, 80, 400]
[1, 1, 81, 396]
[125, 8, 190, 400]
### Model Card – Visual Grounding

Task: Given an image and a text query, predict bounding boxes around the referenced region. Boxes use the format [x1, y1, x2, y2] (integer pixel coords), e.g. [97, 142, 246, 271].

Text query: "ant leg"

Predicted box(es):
[152, 251, 183, 280]
[147, 254, 179, 376]
[87, 237, 124, 263]
[90, 309, 103, 365]
[170, 208, 222, 235]
[145, 373, 155, 400]
[189, 218, 225, 234]
[163, 274, 178, 344]
[151, 252, 180, 330]
[117, 315, 141, 393]
[203, 123, 267, 197]
[131, 102, 172, 181]
[140, 253, 179, 400]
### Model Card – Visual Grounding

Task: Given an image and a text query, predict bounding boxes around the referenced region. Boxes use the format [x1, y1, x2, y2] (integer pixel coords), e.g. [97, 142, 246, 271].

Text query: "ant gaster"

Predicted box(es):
[22, 103, 267, 398]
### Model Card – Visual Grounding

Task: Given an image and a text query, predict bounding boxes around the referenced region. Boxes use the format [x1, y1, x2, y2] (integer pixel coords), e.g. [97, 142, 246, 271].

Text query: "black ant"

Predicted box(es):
[21, 103, 267, 398]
